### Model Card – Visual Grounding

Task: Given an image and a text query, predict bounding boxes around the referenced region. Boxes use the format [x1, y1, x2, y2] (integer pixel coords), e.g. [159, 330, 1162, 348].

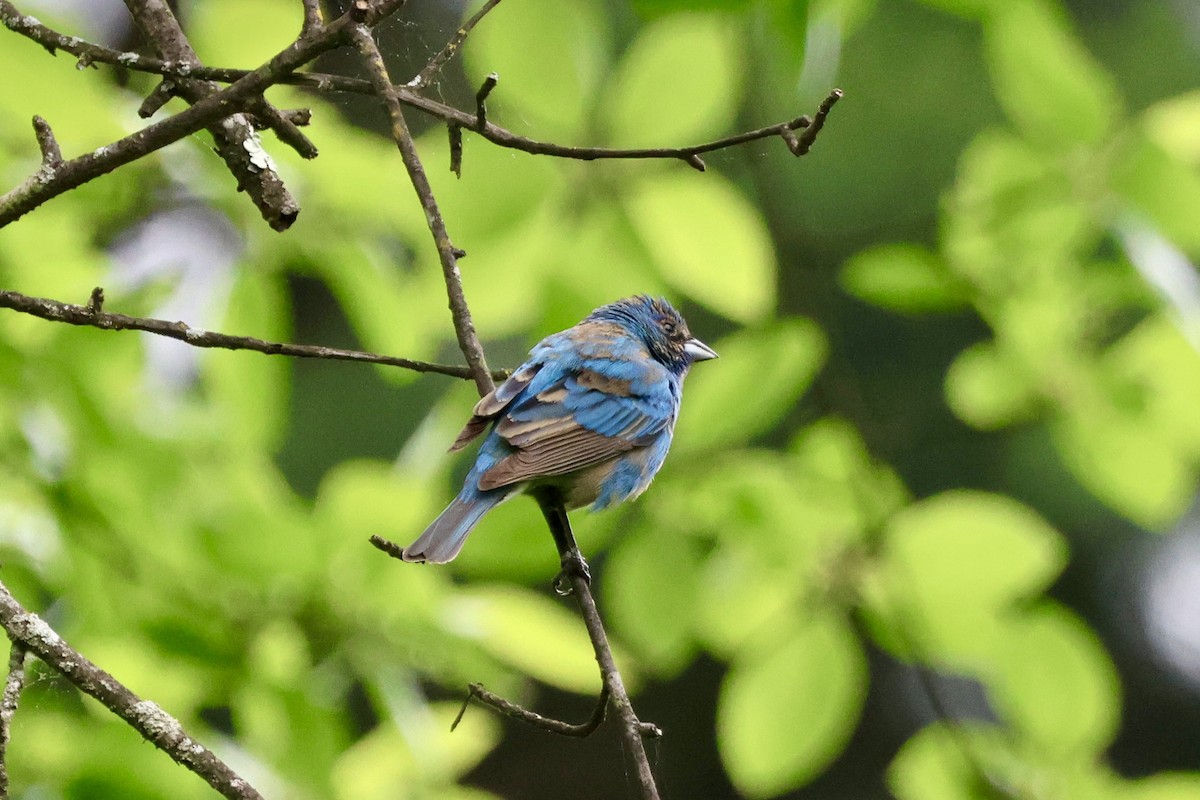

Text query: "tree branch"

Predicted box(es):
[0, 0, 405, 229]
[351, 24, 495, 396]
[407, 0, 503, 90]
[0, 288, 509, 381]
[0, 580, 263, 800]
[451, 682, 610, 738]
[0, 3, 840, 172]
[0, 642, 26, 799]
[122, 0, 305, 230]
[536, 498, 662, 799]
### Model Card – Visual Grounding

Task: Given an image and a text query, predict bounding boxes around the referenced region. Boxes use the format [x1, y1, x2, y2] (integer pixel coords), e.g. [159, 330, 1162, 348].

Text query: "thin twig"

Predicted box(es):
[474, 71, 497, 129]
[30, 116, 62, 167]
[0, 642, 27, 799]
[351, 25, 494, 396]
[0, 4, 839, 170]
[0, 288, 509, 381]
[0, 0, 406, 229]
[451, 682, 610, 737]
[408, 0, 502, 90]
[537, 497, 662, 799]
[0, 580, 263, 800]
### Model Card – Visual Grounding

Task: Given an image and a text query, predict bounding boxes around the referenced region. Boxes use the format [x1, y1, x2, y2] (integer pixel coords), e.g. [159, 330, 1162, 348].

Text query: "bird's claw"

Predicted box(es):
[553, 551, 592, 596]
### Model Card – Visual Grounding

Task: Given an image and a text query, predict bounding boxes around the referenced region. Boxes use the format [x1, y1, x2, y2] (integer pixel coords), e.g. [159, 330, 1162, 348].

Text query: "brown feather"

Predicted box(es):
[574, 369, 634, 396]
[478, 426, 634, 490]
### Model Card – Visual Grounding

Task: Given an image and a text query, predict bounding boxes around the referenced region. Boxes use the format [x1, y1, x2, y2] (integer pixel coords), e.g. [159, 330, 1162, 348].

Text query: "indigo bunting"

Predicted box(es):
[402, 295, 717, 564]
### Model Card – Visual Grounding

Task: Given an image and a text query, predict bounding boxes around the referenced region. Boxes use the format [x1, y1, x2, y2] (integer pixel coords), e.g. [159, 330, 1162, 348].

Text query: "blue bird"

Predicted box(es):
[401, 295, 717, 564]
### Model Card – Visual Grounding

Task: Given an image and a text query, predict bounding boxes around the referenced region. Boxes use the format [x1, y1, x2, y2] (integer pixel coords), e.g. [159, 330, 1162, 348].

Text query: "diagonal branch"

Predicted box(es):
[407, 0, 503, 90]
[123, 0, 305, 230]
[350, 24, 494, 396]
[0, 288, 509, 381]
[0, 0, 405, 229]
[0, 579, 263, 800]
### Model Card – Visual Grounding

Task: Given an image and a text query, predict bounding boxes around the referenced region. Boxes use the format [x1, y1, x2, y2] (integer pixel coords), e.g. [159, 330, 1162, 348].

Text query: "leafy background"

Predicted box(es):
[1, 0, 1200, 798]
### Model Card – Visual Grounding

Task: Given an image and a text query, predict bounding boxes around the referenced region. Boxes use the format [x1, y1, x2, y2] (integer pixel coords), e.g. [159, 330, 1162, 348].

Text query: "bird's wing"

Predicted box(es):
[476, 347, 677, 491]
[448, 362, 541, 452]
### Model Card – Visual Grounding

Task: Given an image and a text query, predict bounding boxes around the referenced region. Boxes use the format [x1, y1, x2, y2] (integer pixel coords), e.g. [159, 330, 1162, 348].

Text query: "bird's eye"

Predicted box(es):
[661, 319, 677, 335]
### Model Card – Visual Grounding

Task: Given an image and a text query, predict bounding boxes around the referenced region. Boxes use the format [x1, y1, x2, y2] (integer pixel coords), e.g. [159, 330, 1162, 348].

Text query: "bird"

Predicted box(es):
[401, 295, 717, 565]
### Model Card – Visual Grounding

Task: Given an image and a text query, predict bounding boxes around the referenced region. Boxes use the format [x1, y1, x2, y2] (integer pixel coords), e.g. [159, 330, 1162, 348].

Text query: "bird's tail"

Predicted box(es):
[401, 491, 506, 564]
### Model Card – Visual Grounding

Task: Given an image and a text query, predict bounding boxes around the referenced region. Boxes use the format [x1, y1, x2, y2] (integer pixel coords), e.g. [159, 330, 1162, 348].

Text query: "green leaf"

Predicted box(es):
[674, 319, 826, 450]
[450, 585, 617, 693]
[1143, 90, 1200, 167]
[945, 341, 1040, 430]
[624, 172, 777, 322]
[603, 12, 742, 146]
[1113, 135, 1200, 253]
[204, 271, 291, 451]
[866, 491, 1067, 662]
[1052, 393, 1194, 529]
[910, 0, 1000, 18]
[1120, 774, 1200, 800]
[989, 605, 1120, 757]
[605, 523, 701, 676]
[467, 0, 610, 140]
[984, 0, 1120, 147]
[718, 611, 867, 796]
[888, 723, 1015, 800]
[841, 243, 966, 313]
[190, 0, 300, 72]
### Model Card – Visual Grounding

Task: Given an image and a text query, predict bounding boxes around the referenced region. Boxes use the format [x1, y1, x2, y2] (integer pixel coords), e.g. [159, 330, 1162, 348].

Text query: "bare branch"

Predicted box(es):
[0, 642, 27, 799]
[0, 0, 406, 228]
[300, 0, 323, 37]
[537, 498, 662, 799]
[351, 25, 495, 396]
[0, 288, 509, 381]
[0, 5, 839, 170]
[451, 682, 610, 738]
[123, 0, 305, 229]
[0, 580, 263, 800]
[408, 0, 503, 90]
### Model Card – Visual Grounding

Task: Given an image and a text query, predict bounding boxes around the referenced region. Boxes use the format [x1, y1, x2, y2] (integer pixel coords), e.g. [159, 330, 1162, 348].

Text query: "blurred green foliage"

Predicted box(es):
[1, 0, 1199, 798]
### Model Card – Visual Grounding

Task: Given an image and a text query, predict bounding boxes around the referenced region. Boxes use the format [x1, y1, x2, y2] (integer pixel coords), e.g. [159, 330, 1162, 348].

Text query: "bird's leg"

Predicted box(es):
[535, 493, 592, 593]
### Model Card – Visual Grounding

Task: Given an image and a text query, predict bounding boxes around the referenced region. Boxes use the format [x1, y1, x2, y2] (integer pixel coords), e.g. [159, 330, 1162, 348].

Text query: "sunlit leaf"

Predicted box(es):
[718, 611, 866, 796]
[624, 172, 777, 322]
[603, 12, 742, 146]
[984, 0, 1120, 146]
[204, 270, 291, 451]
[605, 523, 701, 675]
[945, 341, 1040, 430]
[841, 243, 966, 313]
[888, 723, 1018, 800]
[866, 490, 1067, 663]
[674, 320, 825, 450]
[467, 0, 610, 140]
[1113, 136, 1200, 253]
[989, 605, 1120, 757]
[1143, 90, 1200, 166]
[447, 585, 614, 693]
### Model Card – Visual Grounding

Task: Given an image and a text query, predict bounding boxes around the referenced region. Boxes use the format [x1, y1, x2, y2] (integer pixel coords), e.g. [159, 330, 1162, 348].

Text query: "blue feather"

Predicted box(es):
[401, 296, 716, 564]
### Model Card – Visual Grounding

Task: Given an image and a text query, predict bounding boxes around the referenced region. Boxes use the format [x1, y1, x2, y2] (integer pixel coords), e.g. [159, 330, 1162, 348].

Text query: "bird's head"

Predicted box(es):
[589, 295, 718, 375]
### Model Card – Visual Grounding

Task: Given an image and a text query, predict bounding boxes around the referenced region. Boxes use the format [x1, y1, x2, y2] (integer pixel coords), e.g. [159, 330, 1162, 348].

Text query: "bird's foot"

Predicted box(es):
[553, 550, 592, 596]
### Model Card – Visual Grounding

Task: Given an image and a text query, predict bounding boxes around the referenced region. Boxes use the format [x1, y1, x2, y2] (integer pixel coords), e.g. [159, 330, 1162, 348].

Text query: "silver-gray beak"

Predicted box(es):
[684, 338, 718, 362]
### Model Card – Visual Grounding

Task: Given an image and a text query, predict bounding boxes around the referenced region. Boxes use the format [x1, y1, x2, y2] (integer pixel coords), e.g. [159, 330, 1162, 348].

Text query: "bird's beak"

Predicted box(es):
[684, 338, 718, 362]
